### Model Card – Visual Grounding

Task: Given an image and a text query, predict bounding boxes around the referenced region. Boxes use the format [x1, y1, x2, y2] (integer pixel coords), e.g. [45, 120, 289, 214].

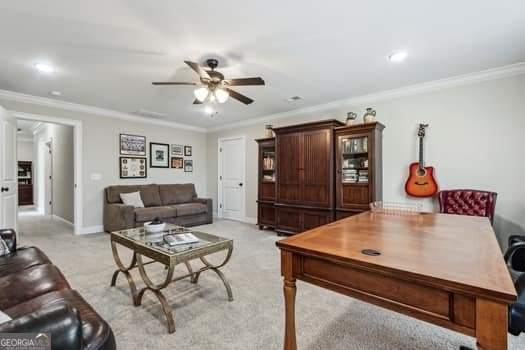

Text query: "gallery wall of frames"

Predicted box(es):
[119, 133, 193, 179]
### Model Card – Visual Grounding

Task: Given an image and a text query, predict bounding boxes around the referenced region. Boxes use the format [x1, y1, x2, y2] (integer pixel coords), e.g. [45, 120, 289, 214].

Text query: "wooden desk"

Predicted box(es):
[276, 212, 517, 350]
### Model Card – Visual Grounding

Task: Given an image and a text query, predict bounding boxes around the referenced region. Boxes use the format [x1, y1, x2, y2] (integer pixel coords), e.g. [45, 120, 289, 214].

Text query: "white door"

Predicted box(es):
[44, 141, 53, 216]
[218, 136, 245, 221]
[0, 106, 17, 230]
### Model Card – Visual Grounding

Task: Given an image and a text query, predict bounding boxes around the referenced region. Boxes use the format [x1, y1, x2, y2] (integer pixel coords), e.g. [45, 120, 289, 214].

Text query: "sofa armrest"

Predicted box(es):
[104, 203, 135, 232]
[0, 228, 16, 252]
[193, 197, 212, 210]
[0, 304, 83, 349]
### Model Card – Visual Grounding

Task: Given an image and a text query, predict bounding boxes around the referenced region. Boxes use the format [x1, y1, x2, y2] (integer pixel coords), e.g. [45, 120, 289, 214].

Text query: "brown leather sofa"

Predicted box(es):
[103, 183, 212, 232]
[0, 229, 116, 350]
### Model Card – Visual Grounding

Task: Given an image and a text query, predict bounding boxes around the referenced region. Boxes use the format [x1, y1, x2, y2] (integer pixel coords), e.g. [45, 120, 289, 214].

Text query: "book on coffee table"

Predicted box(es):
[163, 233, 200, 246]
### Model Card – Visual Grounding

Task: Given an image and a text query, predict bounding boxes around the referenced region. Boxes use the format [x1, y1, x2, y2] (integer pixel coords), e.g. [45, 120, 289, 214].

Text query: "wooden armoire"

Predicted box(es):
[256, 119, 384, 235]
[273, 120, 343, 235]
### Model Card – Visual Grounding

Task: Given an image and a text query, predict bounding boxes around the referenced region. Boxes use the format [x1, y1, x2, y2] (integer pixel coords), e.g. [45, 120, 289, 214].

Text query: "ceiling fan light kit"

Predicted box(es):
[153, 58, 264, 106]
[194, 87, 209, 102]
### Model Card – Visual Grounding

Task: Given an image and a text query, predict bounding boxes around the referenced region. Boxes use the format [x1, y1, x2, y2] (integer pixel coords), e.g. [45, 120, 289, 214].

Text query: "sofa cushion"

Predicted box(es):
[0, 247, 52, 278]
[135, 206, 177, 222]
[0, 264, 70, 310]
[106, 184, 161, 207]
[159, 184, 197, 205]
[5, 289, 116, 350]
[171, 203, 207, 217]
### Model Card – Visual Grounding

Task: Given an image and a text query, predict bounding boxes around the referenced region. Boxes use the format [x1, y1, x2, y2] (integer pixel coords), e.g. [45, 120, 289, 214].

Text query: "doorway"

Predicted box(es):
[14, 111, 83, 234]
[218, 136, 246, 222]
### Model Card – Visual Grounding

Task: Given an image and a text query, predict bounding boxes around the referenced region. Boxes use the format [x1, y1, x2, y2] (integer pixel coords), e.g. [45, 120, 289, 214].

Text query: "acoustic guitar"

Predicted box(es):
[404, 124, 438, 197]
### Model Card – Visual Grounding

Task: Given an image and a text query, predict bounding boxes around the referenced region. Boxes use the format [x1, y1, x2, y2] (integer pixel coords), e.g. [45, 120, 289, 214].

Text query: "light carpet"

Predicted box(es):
[17, 216, 525, 350]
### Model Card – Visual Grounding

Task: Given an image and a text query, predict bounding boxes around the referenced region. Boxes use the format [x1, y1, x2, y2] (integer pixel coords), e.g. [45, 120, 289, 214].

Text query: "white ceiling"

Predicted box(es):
[0, 1, 524, 128]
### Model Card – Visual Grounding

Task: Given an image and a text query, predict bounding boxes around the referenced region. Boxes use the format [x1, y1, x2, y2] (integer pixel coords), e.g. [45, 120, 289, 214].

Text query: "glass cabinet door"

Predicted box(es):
[261, 146, 276, 182]
[340, 136, 368, 184]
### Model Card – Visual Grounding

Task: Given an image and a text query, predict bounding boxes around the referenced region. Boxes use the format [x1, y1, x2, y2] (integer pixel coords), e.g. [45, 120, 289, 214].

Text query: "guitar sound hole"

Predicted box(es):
[416, 168, 426, 177]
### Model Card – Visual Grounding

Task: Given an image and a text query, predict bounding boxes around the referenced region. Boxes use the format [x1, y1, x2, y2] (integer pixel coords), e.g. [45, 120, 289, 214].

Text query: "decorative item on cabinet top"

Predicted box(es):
[346, 112, 357, 126]
[265, 124, 274, 138]
[363, 107, 377, 123]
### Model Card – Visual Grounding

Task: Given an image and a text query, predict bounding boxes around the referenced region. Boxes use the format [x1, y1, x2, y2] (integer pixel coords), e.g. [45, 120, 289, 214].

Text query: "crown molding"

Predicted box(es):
[1, 62, 523, 134]
[207, 61, 525, 132]
[0, 89, 206, 133]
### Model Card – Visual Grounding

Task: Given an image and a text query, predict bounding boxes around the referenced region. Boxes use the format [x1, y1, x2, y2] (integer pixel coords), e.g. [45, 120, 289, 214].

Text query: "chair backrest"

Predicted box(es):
[438, 189, 497, 224]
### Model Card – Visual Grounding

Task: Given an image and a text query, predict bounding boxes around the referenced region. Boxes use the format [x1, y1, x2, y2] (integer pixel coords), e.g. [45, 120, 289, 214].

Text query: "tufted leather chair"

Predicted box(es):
[438, 189, 497, 224]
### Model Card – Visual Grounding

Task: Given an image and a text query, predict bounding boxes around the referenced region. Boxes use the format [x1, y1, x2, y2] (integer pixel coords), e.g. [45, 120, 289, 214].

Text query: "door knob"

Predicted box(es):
[1, 187, 8, 192]
[239, 183, 243, 187]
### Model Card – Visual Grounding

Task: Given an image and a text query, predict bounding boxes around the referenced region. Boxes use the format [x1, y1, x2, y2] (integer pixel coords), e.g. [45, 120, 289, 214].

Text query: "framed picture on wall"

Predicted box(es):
[120, 134, 146, 156]
[120, 157, 147, 178]
[184, 145, 192, 156]
[184, 159, 193, 172]
[171, 144, 183, 156]
[171, 157, 183, 169]
[150, 143, 169, 168]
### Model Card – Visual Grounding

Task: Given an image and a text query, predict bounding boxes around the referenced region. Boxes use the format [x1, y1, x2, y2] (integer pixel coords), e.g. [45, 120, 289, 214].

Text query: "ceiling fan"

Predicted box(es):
[152, 59, 265, 105]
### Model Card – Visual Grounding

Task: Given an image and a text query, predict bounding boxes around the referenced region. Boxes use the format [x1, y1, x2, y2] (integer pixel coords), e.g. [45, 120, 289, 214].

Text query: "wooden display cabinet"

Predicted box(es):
[335, 122, 384, 218]
[256, 137, 276, 230]
[18, 161, 33, 205]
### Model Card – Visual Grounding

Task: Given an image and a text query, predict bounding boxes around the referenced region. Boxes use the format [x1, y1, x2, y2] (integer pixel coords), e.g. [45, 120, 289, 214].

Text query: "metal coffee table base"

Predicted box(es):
[110, 241, 233, 333]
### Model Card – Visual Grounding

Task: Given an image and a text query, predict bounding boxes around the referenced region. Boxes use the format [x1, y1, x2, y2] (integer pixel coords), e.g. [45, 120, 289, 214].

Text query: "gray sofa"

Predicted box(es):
[103, 183, 212, 232]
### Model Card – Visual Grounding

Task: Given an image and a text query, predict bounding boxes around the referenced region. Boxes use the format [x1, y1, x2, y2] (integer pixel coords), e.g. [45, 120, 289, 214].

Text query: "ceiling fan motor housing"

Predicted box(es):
[206, 58, 219, 70]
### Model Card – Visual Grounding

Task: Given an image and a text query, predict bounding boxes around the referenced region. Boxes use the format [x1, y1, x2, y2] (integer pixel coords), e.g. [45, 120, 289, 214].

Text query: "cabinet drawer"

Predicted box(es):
[276, 206, 334, 234]
[276, 207, 302, 233]
[302, 256, 451, 318]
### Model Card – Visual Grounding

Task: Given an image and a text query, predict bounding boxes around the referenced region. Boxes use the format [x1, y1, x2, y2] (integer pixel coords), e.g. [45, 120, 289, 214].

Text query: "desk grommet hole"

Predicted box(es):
[361, 249, 381, 256]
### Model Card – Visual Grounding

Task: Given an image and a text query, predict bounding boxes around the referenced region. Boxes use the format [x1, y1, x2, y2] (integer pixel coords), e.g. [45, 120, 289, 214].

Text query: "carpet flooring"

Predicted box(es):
[17, 215, 525, 350]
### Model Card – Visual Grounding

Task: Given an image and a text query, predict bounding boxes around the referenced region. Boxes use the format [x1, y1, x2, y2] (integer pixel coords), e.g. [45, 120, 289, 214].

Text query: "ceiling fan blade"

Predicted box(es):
[184, 61, 211, 80]
[152, 82, 198, 85]
[226, 88, 254, 105]
[224, 77, 265, 86]
[193, 99, 203, 105]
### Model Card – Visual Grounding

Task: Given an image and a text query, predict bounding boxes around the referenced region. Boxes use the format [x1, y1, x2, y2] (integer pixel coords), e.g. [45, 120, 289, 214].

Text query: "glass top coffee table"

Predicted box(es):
[110, 224, 233, 333]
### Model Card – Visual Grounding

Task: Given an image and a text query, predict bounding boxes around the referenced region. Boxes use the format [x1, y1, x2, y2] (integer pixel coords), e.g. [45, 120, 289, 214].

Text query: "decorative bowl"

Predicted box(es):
[144, 221, 167, 233]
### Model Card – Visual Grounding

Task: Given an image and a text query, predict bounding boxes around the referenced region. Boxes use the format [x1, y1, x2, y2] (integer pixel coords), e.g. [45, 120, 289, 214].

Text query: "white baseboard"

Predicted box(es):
[241, 216, 257, 225]
[52, 215, 74, 227]
[216, 215, 257, 225]
[80, 225, 104, 235]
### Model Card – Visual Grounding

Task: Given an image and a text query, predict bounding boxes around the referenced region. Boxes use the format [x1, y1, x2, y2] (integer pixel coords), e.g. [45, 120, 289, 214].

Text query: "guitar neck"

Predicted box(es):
[418, 137, 424, 169]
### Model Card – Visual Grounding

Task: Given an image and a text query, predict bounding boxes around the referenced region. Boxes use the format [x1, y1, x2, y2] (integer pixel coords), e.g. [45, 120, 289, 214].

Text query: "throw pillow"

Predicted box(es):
[0, 310, 12, 325]
[0, 238, 10, 257]
[120, 191, 145, 208]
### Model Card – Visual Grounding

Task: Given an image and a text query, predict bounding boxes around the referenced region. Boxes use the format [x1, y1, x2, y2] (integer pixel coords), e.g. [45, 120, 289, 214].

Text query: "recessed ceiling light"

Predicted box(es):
[388, 51, 408, 63]
[34, 62, 54, 73]
[204, 106, 214, 115]
[49, 91, 62, 97]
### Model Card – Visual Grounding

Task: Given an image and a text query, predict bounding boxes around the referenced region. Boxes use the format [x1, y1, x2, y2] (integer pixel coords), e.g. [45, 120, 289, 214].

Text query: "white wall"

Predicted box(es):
[0, 99, 207, 233]
[16, 140, 33, 161]
[207, 73, 525, 248]
[34, 123, 74, 222]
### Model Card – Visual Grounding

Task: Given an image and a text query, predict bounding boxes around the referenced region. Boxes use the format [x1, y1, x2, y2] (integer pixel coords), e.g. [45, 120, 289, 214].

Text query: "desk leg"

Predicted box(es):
[284, 278, 297, 350]
[476, 298, 508, 350]
[282, 250, 297, 350]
